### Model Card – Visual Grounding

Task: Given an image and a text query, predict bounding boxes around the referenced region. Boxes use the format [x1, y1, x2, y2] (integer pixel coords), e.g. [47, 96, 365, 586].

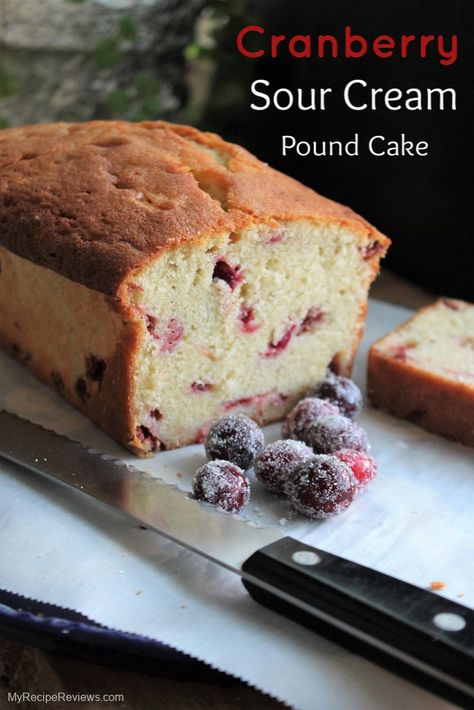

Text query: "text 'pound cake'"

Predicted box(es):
[0, 121, 389, 455]
[368, 298, 474, 447]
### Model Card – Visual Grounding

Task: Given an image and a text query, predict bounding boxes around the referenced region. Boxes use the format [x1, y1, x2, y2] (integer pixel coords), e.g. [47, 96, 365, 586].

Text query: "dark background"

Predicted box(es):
[205, 0, 473, 300]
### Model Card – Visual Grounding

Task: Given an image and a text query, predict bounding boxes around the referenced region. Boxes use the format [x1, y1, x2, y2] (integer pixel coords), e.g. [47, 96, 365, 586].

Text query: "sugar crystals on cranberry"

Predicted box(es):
[282, 397, 340, 441]
[205, 413, 264, 470]
[192, 460, 250, 513]
[254, 439, 314, 494]
[304, 414, 370, 454]
[285, 455, 357, 519]
[308, 372, 362, 419]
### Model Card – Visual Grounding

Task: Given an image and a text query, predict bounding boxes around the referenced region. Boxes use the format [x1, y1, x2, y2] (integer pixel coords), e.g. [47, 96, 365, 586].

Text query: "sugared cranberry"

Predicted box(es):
[333, 449, 377, 487]
[136, 424, 160, 453]
[298, 307, 324, 335]
[255, 440, 314, 494]
[192, 460, 250, 513]
[304, 414, 370, 454]
[282, 397, 340, 441]
[205, 414, 264, 470]
[263, 323, 297, 358]
[308, 372, 362, 418]
[213, 259, 243, 291]
[285, 455, 357, 519]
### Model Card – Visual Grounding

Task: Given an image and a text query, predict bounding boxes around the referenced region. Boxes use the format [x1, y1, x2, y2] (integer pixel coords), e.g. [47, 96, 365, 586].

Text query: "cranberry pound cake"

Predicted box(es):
[368, 298, 474, 447]
[0, 120, 389, 455]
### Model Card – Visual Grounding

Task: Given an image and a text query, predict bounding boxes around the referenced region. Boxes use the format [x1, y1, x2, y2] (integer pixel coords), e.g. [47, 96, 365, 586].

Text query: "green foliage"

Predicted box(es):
[0, 65, 18, 99]
[93, 37, 121, 69]
[0, 116, 10, 129]
[135, 71, 160, 100]
[183, 0, 257, 131]
[0, 0, 255, 128]
[105, 89, 132, 114]
[118, 16, 138, 42]
[89, 11, 163, 120]
[104, 72, 163, 121]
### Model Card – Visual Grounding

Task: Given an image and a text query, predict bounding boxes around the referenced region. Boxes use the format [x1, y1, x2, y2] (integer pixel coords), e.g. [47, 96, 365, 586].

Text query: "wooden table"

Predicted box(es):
[0, 270, 434, 710]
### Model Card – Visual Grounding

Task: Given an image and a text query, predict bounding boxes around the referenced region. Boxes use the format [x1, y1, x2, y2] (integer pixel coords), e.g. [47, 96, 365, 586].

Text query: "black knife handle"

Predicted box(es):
[242, 537, 474, 708]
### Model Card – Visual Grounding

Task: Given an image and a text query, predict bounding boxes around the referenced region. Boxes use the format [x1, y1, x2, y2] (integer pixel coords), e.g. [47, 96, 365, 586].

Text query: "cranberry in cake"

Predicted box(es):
[285, 455, 357, 520]
[254, 439, 314, 493]
[368, 298, 474, 447]
[192, 460, 250, 513]
[0, 120, 389, 455]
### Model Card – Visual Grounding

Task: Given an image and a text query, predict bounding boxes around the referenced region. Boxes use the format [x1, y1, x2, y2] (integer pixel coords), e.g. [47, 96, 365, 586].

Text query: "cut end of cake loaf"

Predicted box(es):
[368, 298, 474, 447]
[0, 120, 389, 455]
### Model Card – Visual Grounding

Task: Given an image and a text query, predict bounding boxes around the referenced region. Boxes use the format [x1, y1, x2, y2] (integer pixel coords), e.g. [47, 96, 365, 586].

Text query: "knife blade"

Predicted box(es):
[0, 409, 473, 707]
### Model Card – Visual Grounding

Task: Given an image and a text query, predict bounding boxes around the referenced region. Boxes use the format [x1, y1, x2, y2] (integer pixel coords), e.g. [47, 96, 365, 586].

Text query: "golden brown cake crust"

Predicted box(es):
[368, 301, 474, 448]
[368, 350, 474, 447]
[0, 120, 388, 296]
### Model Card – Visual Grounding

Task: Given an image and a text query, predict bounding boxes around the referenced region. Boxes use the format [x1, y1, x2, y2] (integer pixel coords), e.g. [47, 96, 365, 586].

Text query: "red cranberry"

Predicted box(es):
[442, 299, 461, 311]
[75, 377, 89, 402]
[361, 241, 384, 260]
[144, 311, 158, 338]
[285, 455, 357, 519]
[160, 318, 184, 353]
[298, 306, 324, 335]
[213, 259, 243, 291]
[304, 414, 370, 454]
[192, 460, 250, 513]
[389, 344, 415, 362]
[308, 372, 362, 418]
[191, 381, 213, 393]
[255, 439, 314, 494]
[334, 449, 377, 487]
[86, 354, 106, 383]
[263, 323, 297, 358]
[51, 370, 64, 392]
[265, 230, 284, 244]
[239, 305, 261, 333]
[136, 424, 160, 453]
[205, 414, 264, 470]
[142, 311, 184, 353]
[282, 397, 340, 441]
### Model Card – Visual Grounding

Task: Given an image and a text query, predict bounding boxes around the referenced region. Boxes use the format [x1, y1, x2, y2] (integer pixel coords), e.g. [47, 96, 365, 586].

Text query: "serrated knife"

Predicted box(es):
[0, 409, 473, 707]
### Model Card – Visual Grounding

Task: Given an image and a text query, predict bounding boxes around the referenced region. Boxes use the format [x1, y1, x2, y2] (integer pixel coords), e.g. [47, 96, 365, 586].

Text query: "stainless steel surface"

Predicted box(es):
[0, 410, 280, 572]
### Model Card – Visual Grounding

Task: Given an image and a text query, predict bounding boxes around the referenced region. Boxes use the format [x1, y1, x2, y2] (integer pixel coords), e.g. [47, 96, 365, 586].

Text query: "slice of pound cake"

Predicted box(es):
[0, 120, 389, 455]
[368, 298, 474, 447]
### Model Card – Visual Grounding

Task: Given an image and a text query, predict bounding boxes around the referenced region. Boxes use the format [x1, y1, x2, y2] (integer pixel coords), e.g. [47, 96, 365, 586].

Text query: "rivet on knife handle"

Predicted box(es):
[242, 537, 474, 709]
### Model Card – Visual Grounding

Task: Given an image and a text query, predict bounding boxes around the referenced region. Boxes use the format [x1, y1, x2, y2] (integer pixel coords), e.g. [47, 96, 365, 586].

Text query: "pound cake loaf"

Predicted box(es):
[0, 120, 389, 455]
[368, 298, 474, 447]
